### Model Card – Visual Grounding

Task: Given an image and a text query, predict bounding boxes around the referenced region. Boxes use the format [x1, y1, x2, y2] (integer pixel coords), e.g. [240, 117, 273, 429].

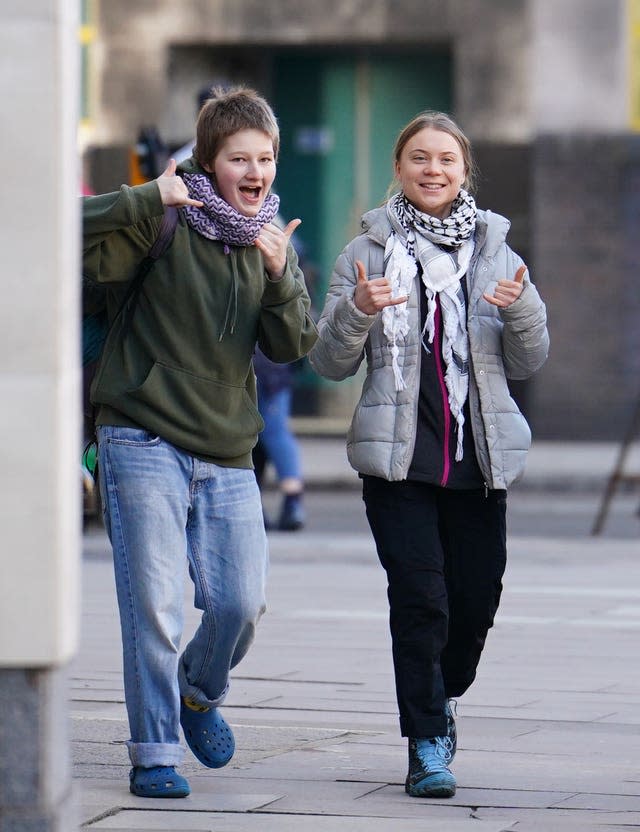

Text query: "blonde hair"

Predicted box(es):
[390, 111, 477, 195]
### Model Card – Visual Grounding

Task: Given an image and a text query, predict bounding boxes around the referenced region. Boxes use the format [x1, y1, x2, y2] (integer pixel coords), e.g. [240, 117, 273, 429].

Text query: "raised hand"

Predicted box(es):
[353, 260, 408, 315]
[254, 218, 302, 279]
[155, 159, 203, 207]
[483, 264, 527, 309]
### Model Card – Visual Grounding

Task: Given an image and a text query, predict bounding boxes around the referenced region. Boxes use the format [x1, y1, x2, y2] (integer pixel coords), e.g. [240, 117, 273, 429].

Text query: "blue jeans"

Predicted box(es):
[256, 386, 301, 481]
[97, 426, 268, 768]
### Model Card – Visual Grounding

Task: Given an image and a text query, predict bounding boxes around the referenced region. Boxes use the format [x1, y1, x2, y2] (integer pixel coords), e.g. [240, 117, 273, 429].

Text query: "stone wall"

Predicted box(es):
[531, 134, 640, 438]
[87, 0, 530, 146]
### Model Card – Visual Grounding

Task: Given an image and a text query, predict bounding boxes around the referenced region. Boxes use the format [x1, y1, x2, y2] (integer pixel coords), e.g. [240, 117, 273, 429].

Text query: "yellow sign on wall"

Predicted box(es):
[629, 0, 640, 129]
[79, 0, 97, 128]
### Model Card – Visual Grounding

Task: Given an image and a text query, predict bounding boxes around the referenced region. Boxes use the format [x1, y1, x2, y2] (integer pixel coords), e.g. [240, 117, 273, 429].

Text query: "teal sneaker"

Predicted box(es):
[445, 698, 457, 761]
[405, 737, 456, 798]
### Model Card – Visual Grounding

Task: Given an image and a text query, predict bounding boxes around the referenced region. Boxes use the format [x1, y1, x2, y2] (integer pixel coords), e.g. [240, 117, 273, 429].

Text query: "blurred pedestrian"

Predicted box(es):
[252, 346, 305, 530]
[309, 111, 548, 799]
[82, 86, 316, 798]
[172, 83, 225, 164]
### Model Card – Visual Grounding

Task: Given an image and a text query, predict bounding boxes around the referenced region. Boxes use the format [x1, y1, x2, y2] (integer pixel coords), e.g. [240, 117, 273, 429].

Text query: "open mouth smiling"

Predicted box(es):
[240, 186, 262, 200]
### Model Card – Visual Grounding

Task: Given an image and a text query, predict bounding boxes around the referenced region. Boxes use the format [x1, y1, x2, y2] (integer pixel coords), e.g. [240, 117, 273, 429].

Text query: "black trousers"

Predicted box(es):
[362, 476, 507, 739]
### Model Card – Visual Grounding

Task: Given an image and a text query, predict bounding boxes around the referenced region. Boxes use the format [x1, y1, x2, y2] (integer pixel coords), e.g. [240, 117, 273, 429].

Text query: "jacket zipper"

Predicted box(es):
[466, 249, 492, 495]
[433, 299, 451, 486]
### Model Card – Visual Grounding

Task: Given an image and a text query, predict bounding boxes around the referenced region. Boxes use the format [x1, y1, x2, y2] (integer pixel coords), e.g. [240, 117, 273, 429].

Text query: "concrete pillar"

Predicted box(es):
[455, 0, 531, 141]
[0, 1, 80, 829]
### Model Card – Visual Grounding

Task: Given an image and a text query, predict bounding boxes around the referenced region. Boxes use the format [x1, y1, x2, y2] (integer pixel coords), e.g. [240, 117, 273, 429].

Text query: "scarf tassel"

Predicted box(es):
[455, 417, 465, 462]
[390, 341, 406, 392]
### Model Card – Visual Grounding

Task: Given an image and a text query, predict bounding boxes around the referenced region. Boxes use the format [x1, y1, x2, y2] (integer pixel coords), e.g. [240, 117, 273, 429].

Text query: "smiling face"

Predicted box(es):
[395, 127, 467, 219]
[204, 128, 276, 217]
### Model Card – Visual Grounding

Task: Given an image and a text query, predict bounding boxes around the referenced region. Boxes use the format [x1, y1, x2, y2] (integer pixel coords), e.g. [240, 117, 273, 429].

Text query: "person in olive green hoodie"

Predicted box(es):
[83, 86, 317, 799]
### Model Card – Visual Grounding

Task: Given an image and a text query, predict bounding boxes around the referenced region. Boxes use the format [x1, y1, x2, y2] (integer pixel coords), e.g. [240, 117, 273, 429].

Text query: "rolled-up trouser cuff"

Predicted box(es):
[126, 741, 185, 767]
[178, 659, 229, 709]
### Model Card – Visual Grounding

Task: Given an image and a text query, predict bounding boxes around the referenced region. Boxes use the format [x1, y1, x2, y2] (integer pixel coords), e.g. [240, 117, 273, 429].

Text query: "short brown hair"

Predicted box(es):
[391, 111, 477, 193]
[194, 86, 280, 168]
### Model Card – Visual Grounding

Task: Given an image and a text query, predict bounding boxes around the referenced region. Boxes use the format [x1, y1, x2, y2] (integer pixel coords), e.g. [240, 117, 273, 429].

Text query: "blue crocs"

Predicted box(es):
[180, 698, 235, 768]
[129, 765, 190, 798]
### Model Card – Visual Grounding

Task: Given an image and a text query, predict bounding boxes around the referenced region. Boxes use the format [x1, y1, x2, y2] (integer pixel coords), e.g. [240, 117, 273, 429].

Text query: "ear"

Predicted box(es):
[202, 160, 214, 173]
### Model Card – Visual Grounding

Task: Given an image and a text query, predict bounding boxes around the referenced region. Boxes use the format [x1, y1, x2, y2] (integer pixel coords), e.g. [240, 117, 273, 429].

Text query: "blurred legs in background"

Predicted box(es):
[254, 383, 305, 532]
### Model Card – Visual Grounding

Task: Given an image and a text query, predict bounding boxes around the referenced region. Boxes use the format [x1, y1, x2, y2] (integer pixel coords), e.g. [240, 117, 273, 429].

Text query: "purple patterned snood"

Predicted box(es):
[180, 172, 280, 246]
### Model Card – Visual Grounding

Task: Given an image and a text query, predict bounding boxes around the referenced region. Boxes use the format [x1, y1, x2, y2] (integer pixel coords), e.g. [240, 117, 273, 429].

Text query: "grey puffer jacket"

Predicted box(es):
[309, 206, 549, 489]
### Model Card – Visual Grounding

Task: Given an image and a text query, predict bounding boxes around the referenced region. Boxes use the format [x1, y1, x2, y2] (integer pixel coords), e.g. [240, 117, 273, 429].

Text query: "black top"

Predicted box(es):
[408, 269, 485, 489]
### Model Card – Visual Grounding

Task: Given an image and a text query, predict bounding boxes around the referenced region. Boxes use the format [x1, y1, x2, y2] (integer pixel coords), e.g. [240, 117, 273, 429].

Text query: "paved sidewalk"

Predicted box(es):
[74, 516, 640, 831]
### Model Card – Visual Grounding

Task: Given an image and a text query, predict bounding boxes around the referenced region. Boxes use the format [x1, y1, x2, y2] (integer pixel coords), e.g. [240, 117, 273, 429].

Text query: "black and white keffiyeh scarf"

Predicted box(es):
[180, 172, 280, 248]
[383, 191, 477, 461]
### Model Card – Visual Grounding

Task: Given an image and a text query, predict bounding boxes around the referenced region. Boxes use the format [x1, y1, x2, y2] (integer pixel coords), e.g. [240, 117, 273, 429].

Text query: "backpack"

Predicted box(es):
[82, 206, 179, 422]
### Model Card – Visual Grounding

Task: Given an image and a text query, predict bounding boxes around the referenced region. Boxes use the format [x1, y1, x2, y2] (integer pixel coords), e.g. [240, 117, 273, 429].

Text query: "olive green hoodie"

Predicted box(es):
[83, 166, 317, 467]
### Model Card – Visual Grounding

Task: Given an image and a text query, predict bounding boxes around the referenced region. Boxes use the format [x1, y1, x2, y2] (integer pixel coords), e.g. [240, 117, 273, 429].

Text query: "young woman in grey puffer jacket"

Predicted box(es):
[309, 111, 548, 800]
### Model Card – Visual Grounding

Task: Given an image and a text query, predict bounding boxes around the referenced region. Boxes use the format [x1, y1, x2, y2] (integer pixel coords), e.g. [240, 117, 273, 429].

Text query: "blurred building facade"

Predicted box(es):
[81, 0, 640, 440]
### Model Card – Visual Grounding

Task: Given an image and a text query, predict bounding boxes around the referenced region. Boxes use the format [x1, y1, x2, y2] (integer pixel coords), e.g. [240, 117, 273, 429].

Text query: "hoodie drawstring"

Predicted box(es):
[219, 246, 239, 341]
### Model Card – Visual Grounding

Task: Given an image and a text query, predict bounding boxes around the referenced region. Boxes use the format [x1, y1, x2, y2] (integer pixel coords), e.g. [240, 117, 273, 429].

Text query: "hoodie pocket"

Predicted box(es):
[125, 362, 263, 459]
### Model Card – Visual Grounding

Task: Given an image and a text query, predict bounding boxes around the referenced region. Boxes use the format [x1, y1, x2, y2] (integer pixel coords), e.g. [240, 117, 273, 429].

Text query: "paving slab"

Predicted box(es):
[86, 812, 518, 832]
[479, 805, 640, 830]
[80, 775, 318, 826]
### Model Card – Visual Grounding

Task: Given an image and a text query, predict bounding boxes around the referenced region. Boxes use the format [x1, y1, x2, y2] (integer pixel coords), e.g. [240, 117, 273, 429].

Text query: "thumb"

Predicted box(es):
[514, 264, 527, 284]
[355, 260, 368, 284]
[282, 218, 302, 239]
[161, 158, 177, 178]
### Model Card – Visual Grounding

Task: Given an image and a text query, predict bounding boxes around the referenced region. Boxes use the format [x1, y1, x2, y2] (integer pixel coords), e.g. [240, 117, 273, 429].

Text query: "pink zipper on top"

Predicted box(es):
[433, 299, 451, 486]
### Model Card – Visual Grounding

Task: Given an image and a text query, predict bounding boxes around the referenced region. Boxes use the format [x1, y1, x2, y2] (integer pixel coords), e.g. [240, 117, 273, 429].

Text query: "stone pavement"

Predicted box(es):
[73, 460, 640, 831]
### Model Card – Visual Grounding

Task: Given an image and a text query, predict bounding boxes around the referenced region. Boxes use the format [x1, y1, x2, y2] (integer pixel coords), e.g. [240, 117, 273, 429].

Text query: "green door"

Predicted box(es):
[273, 50, 451, 298]
[272, 49, 451, 413]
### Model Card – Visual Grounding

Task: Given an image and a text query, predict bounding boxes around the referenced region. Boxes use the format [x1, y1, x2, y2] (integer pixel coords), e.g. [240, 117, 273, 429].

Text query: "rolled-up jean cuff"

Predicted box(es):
[126, 741, 185, 767]
[178, 661, 229, 709]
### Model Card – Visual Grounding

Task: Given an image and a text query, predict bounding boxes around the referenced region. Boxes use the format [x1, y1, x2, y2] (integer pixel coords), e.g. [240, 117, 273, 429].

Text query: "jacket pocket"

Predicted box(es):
[125, 362, 263, 459]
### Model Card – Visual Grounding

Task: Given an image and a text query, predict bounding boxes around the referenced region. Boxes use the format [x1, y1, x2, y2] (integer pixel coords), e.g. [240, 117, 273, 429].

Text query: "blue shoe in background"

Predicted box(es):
[278, 493, 305, 531]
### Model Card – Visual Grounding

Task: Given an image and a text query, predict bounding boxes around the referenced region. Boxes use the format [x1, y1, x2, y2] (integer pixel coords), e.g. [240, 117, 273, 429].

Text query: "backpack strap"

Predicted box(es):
[149, 205, 179, 258]
[121, 205, 179, 335]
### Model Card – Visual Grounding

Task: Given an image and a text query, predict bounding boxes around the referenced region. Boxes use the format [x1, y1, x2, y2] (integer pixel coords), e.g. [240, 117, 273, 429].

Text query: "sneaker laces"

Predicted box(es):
[437, 735, 454, 764]
[416, 736, 454, 770]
